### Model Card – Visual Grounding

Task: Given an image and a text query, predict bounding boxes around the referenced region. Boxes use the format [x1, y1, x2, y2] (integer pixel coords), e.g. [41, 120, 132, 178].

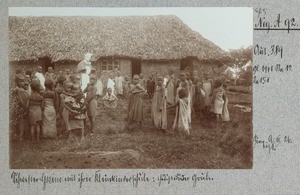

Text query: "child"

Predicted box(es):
[222, 82, 230, 122]
[202, 73, 213, 115]
[146, 75, 155, 99]
[166, 74, 175, 105]
[95, 71, 103, 97]
[193, 78, 206, 119]
[84, 74, 97, 132]
[123, 76, 130, 99]
[151, 76, 167, 132]
[28, 80, 43, 142]
[42, 79, 57, 138]
[54, 75, 66, 132]
[13, 74, 29, 140]
[103, 87, 118, 108]
[61, 81, 85, 140]
[211, 79, 225, 125]
[128, 74, 146, 125]
[169, 88, 190, 135]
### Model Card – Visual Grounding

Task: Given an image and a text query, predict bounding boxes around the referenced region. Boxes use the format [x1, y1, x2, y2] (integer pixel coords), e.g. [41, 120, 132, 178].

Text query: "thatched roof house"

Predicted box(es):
[9, 15, 230, 78]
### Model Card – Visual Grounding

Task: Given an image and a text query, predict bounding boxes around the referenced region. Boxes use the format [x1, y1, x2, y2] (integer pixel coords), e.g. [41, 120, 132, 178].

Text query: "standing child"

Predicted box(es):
[28, 80, 43, 142]
[202, 73, 214, 115]
[212, 79, 225, 126]
[146, 75, 155, 99]
[169, 88, 190, 135]
[61, 81, 85, 140]
[128, 74, 146, 126]
[13, 74, 29, 140]
[194, 78, 206, 119]
[54, 75, 66, 133]
[222, 82, 230, 122]
[151, 77, 167, 132]
[42, 79, 57, 138]
[84, 74, 97, 133]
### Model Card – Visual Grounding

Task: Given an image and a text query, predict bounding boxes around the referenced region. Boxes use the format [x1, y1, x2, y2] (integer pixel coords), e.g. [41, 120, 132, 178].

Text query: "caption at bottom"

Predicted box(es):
[10, 171, 213, 190]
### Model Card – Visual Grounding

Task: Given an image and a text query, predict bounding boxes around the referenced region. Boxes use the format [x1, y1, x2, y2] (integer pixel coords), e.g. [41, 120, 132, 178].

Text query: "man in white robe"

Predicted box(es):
[35, 66, 45, 90]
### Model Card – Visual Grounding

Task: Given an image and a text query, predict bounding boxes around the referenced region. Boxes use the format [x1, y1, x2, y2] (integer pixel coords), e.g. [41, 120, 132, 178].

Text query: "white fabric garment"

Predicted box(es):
[35, 72, 45, 89]
[81, 73, 90, 92]
[107, 78, 116, 94]
[114, 76, 124, 95]
[96, 79, 103, 96]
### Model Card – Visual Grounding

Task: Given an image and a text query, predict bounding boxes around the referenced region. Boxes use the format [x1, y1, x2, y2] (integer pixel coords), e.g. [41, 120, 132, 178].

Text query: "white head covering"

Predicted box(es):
[84, 53, 93, 61]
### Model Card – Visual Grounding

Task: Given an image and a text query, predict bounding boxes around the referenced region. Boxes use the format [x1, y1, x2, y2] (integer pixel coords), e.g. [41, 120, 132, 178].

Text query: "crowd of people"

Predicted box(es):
[12, 53, 231, 143]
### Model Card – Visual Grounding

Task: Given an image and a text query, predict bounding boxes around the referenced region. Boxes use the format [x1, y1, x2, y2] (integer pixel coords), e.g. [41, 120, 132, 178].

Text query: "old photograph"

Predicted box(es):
[9, 7, 253, 169]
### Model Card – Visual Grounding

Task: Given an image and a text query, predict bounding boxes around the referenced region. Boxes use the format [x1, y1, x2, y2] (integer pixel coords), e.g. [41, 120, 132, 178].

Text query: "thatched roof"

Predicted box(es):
[9, 15, 230, 62]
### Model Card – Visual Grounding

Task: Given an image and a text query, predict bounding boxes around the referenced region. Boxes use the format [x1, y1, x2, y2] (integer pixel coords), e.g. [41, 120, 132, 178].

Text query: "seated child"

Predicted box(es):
[103, 87, 118, 108]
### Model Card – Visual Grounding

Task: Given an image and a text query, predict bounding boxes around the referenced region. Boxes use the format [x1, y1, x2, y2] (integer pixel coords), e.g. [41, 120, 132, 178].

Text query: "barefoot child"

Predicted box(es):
[151, 76, 167, 132]
[42, 79, 57, 138]
[128, 74, 146, 125]
[194, 78, 206, 119]
[61, 81, 85, 140]
[28, 80, 43, 142]
[84, 74, 97, 132]
[202, 73, 213, 115]
[212, 79, 225, 126]
[13, 74, 29, 140]
[169, 88, 190, 135]
[55, 75, 66, 133]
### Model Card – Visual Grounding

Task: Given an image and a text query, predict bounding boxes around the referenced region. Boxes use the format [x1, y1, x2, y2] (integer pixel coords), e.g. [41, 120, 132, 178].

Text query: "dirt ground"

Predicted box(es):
[10, 89, 253, 169]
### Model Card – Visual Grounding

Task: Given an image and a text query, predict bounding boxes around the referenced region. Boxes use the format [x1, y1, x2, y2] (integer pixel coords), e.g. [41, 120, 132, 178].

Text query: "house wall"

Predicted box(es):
[192, 59, 220, 79]
[141, 60, 181, 79]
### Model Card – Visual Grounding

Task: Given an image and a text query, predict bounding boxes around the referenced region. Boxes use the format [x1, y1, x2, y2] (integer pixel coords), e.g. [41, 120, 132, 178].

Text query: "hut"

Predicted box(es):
[9, 15, 231, 79]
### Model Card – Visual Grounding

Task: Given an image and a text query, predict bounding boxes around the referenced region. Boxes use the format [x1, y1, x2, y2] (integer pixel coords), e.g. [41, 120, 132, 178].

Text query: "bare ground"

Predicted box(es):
[10, 89, 253, 169]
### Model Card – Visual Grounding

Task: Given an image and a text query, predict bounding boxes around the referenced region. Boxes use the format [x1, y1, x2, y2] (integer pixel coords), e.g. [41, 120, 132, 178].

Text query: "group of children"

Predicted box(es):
[13, 67, 99, 142]
[126, 71, 230, 136]
[12, 66, 230, 142]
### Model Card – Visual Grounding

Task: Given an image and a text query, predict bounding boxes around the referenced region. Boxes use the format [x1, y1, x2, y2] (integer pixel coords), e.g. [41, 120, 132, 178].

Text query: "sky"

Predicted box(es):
[9, 7, 253, 51]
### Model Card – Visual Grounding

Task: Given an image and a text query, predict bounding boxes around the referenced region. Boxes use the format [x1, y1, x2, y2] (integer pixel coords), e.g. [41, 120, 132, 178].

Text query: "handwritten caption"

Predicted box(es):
[10, 171, 213, 190]
[254, 8, 299, 32]
[252, 8, 296, 85]
[254, 134, 292, 153]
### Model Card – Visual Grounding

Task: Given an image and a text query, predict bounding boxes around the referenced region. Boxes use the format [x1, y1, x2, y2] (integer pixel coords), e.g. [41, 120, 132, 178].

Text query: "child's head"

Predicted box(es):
[214, 79, 223, 88]
[71, 84, 81, 94]
[25, 70, 32, 77]
[15, 74, 25, 88]
[30, 80, 41, 92]
[63, 80, 73, 93]
[45, 79, 54, 90]
[181, 81, 188, 89]
[204, 73, 209, 80]
[47, 67, 54, 73]
[180, 72, 186, 82]
[132, 74, 140, 85]
[65, 69, 70, 75]
[15, 68, 22, 75]
[72, 74, 81, 85]
[157, 76, 163, 86]
[109, 74, 113, 79]
[107, 87, 112, 95]
[57, 75, 66, 85]
[58, 70, 63, 75]
[117, 71, 121, 77]
[89, 74, 97, 85]
[178, 88, 188, 99]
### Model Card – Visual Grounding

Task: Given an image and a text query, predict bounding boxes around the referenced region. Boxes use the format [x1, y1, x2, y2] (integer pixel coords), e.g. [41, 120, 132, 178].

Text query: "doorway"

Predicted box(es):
[131, 59, 141, 78]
